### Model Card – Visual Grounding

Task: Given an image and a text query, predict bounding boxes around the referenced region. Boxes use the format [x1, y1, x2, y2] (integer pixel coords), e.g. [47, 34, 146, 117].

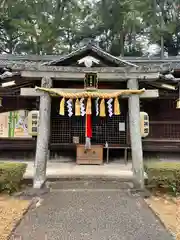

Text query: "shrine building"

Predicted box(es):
[0, 44, 180, 188]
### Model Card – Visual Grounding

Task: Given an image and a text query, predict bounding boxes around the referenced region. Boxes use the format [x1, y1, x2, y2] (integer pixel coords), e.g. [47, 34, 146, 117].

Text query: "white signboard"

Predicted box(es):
[119, 122, 125, 131]
[0, 112, 9, 137]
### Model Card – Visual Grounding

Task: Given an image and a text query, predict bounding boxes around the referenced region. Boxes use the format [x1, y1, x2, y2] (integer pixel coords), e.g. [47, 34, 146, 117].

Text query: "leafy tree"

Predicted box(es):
[140, 0, 180, 55]
[0, 0, 27, 53]
[0, 0, 179, 56]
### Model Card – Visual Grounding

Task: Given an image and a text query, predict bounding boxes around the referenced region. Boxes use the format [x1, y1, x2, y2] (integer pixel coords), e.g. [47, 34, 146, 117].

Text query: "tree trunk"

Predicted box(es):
[119, 31, 125, 57]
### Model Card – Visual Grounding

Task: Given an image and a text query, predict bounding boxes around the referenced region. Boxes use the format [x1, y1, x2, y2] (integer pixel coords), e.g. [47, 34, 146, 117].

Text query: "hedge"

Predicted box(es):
[0, 162, 27, 193]
[144, 161, 180, 193]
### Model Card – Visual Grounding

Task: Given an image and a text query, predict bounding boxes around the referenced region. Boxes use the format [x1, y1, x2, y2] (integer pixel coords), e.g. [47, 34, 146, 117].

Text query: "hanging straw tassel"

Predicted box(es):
[75, 98, 81, 116]
[59, 97, 65, 115]
[114, 97, 120, 115]
[100, 98, 106, 117]
[86, 97, 92, 114]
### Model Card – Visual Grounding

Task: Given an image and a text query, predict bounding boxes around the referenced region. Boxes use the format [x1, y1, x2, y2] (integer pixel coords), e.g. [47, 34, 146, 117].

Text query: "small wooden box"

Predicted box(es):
[76, 144, 103, 165]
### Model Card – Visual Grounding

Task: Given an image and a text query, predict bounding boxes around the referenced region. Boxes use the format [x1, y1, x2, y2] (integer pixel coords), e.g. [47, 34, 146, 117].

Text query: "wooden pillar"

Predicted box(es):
[33, 76, 52, 188]
[127, 79, 144, 189]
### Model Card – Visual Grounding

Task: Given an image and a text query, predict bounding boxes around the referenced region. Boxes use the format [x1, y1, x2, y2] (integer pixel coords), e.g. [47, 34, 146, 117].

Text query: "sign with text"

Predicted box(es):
[0, 110, 32, 138]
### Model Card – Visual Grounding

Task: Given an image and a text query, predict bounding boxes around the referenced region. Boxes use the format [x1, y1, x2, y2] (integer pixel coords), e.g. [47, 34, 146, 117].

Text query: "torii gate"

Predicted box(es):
[18, 65, 159, 189]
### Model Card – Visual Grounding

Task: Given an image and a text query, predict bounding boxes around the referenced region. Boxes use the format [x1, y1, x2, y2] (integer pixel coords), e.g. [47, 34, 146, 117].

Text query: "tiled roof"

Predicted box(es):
[0, 60, 49, 68]
[0, 57, 179, 69]
[0, 46, 179, 69]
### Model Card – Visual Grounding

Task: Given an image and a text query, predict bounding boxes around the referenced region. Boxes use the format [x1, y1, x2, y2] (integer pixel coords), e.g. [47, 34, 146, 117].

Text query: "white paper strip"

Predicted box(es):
[67, 99, 73, 117]
[80, 98, 86, 116]
[95, 98, 99, 116]
[107, 98, 113, 117]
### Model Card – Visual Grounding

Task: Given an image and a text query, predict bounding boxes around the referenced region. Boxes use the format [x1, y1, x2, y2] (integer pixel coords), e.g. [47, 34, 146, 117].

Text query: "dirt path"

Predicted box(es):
[0, 195, 30, 240]
[145, 195, 177, 238]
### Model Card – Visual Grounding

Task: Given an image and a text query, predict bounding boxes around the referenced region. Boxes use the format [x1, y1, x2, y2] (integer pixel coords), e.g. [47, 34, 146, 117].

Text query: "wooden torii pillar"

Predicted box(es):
[33, 77, 52, 188]
[127, 79, 144, 189]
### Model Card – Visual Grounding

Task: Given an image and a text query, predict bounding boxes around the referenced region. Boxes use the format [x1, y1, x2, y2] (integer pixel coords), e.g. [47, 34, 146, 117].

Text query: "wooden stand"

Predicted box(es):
[76, 144, 103, 165]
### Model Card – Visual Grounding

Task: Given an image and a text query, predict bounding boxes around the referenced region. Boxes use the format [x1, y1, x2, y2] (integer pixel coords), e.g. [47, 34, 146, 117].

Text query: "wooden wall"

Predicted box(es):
[142, 98, 180, 152]
[143, 99, 180, 139]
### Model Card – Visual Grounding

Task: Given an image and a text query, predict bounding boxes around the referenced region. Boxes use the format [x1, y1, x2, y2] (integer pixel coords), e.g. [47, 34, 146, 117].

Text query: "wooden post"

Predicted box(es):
[33, 77, 52, 188]
[127, 79, 144, 189]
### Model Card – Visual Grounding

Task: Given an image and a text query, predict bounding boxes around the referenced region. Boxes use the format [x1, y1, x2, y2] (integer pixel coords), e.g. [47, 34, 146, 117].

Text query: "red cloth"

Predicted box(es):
[85, 114, 92, 138]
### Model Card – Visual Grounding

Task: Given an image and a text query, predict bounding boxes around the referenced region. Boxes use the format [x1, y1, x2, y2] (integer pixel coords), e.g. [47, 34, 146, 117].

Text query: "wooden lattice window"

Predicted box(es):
[51, 99, 128, 145]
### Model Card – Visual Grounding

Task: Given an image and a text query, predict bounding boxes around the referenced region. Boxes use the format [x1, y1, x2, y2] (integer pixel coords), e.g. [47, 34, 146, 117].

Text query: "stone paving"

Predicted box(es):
[1, 161, 149, 181]
[23, 162, 134, 179]
[11, 180, 173, 240]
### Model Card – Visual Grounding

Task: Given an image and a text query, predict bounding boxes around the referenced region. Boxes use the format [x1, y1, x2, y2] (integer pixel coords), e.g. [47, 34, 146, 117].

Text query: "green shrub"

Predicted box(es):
[0, 162, 27, 193]
[144, 161, 180, 194]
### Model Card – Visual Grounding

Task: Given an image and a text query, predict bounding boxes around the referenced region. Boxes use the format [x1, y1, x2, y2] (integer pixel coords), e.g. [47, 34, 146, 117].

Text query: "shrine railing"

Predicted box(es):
[148, 121, 180, 140]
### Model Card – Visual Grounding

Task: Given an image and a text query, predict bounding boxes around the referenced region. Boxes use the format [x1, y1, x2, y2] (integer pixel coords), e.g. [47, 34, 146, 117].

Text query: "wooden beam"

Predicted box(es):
[127, 79, 144, 189]
[33, 77, 52, 189]
[20, 88, 159, 98]
[13, 65, 164, 73]
[20, 70, 159, 80]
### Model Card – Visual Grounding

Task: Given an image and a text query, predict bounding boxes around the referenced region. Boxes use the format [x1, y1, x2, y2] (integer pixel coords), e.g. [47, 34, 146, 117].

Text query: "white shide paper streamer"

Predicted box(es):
[95, 98, 99, 116]
[80, 98, 86, 116]
[107, 98, 113, 117]
[67, 99, 73, 117]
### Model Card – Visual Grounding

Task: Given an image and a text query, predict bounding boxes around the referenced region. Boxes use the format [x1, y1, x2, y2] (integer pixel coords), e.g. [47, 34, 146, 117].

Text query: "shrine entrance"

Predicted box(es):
[50, 98, 128, 164]
[51, 98, 128, 146]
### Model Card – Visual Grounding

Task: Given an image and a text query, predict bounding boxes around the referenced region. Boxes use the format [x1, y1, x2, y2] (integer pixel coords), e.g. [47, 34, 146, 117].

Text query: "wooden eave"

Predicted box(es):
[0, 77, 35, 96]
[0, 65, 177, 83]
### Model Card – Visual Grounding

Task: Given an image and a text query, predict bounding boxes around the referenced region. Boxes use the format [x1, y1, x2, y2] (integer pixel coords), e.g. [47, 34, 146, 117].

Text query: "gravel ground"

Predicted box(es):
[11, 181, 173, 240]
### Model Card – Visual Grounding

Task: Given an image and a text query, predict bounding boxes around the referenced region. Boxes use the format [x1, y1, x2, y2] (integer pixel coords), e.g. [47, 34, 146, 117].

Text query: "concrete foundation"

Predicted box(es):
[1, 161, 148, 181]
